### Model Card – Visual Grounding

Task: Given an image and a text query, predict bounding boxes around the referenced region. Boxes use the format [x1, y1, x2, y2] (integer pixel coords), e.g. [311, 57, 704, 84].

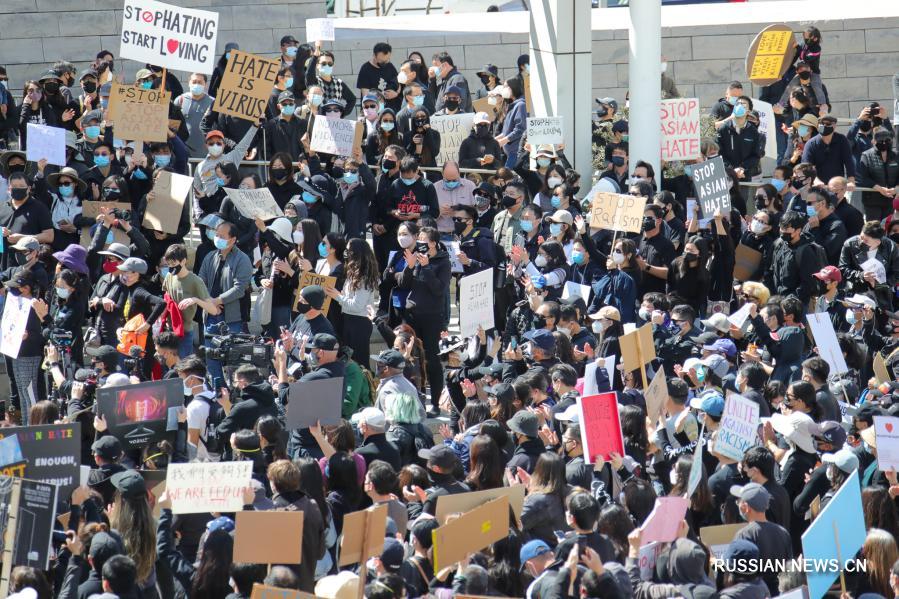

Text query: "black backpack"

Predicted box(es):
[194, 394, 226, 455]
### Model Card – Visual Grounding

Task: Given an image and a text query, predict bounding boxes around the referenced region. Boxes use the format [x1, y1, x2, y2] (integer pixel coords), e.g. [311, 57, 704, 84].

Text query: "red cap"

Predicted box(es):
[892, 196, 899, 211]
[813, 265, 842, 283]
[205, 130, 224, 142]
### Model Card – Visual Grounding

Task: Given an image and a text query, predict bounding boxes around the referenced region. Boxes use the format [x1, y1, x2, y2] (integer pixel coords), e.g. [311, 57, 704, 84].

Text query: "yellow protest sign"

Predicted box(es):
[213, 50, 280, 122]
[745, 24, 796, 86]
[590, 192, 646, 233]
[292, 271, 337, 315]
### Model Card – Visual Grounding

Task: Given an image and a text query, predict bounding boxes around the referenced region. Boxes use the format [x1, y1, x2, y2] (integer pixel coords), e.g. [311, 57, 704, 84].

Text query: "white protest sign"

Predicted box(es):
[715, 394, 759, 461]
[861, 257, 887, 285]
[166, 461, 253, 514]
[583, 356, 615, 397]
[224, 187, 284, 221]
[432, 113, 476, 165]
[727, 303, 752, 330]
[527, 117, 564, 146]
[309, 116, 363, 156]
[686, 424, 704, 497]
[458, 268, 494, 338]
[448, 241, 464, 274]
[874, 415, 899, 472]
[26, 124, 66, 166]
[120, 0, 219, 74]
[806, 312, 849, 375]
[0, 294, 34, 358]
[751, 98, 778, 163]
[659, 98, 700, 161]
[638, 542, 662, 580]
[562, 281, 591, 303]
[306, 18, 335, 42]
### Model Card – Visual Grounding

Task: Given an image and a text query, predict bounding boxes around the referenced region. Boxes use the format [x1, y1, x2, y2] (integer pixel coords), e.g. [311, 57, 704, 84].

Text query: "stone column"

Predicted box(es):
[628, 0, 662, 186]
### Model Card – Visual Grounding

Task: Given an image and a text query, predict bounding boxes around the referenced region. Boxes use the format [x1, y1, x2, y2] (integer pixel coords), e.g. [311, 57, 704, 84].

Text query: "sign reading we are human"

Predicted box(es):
[120, 0, 219, 74]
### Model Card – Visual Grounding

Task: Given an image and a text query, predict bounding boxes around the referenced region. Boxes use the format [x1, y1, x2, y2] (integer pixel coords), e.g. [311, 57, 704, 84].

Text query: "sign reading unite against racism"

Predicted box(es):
[659, 98, 700, 161]
[214, 50, 280, 122]
[715, 394, 760, 461]
[120, 0, 219, 74]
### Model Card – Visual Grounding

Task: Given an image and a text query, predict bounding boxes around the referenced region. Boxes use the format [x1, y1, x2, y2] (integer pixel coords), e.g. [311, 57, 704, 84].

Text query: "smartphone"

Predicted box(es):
[213, 376, 224, 392]
[576, 534, 588, 558]
[510, 338, 518, 350]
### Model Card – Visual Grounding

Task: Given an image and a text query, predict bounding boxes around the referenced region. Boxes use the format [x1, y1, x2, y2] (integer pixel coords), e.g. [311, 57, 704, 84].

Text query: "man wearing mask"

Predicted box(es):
[357, 42, 400, 112]
[711, 81, 744, 129]
[716, 96, 762, 181]
[264, 91, 306, 161]
[75, 69, 101, 124]
[857, 128, 899, 222]
[396, 84, 427, 137]
[827, 176, 864, 237]
[472, 183, 497, 229]
[283, 286, 337, 364]
[492, 181, 527, 254]
[435, 161, 474, 236]
[40, 69, 78, 130]
[0, 172, 54, 270]
[306, 44, 356, 116]
[839, 220, 899, 298]
[802, 115, 856, 187]
[372, 146, 406, 287]
[433, 86, 467, 117]
[779, 60, 828, 117]
[591, 96, 618, 148]
[174, 73, 215, 158]
[459, 112, 501, 170]
[216, 364, 279, 445]
[804, 186, 846, 265]
[652, 304, 698, 369]
[636, 204, 675, 296]
[163, 243, 219, 357]
[452, 204, 496, 276]
[599, 144, 629, 192]
[768, 210, 823, 304]
[175, 356, 217, 461]
[428, 52, 472, 113]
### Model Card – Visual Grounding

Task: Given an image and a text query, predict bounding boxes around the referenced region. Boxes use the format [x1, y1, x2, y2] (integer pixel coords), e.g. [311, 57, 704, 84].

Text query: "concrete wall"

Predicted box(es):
[0, 0, 325, 93]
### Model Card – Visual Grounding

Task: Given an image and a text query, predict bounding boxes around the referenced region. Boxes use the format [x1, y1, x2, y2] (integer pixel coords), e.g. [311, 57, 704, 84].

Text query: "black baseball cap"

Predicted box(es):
[484, 382, 514, 404]
[300, 285, 325, 310]
[110, 470, 147, 499]
[280, 35, 299, 45]
[86, 344, 120, 366]
[373, 349, 406, 369]
[418, 445, 459, 471]
[308, 333, 338, 351]
[91, 436, 123, 461]
[89, 531, 125, 563]
[3, 270, 35, 289]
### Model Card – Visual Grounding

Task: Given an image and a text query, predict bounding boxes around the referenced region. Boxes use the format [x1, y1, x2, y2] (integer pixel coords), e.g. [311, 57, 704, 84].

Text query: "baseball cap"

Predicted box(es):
[589, 306, 621, 322]
[352, 407, 386, 430]
[596, 97, 618, 111]
[813, 265, 842, 284]
[534, 144, 556, 158]
[91, 436, 123, 461]
[98, 242, 130, 261]
[300, 285, 325, 309]
[280, 34, 299, 45]
[522, 329, 555, 351]
[89, 531, 125, 563]
[116, 257, 148, 274]
[546, 211, 573, 225]
[417, 445, 459, 471]
[380, 538, 404, 573]
[822, 447, 860, 473]
[723, 539, 759, 562]
[689, 393, 724, 418]
[700, 313, 730, 333]
[277, 90, 295, 103]
[86, 343, 119, 362]
[819, 115, 837, 126]
[700, 354, 730, 379]
[692, 331, 719, 347]
[612, 120, 629, 133]
[811, 420, 847, 449]
[362, 93, 380, 104]
[3, 270, 35, 290]
[445, 85, 464, 97]
[308, 333, 338, 351]
[473, 112, 491, 125]
[373, 349, 406, 369]
[134, 68, 153, 81]
[484, 382, 514, 404]
[110, 470, 147, 499]
[507, 410, 539, 438]
[520, 539, 552, 564]
[703, 338, 737, 358]
[11, 236, 39, 252]
[556, 403, 580, 423]
[205, 130, 225, 142]
[729, 482, 771, 511]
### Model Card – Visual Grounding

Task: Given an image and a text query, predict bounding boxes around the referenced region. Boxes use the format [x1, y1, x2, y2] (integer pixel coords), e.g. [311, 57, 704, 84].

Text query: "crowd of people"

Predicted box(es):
[0, 15, 899, 599]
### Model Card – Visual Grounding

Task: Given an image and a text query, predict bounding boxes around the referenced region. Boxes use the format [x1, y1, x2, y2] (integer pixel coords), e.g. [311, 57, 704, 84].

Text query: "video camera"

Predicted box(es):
[48, 328, 74, 347]
[73, 367, 99, 404]
[196, 322, 273, 369]
[110, 207, 132, 221]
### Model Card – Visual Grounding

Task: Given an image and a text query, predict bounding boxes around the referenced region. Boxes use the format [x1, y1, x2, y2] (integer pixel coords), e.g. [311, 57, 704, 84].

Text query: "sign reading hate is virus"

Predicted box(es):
[120, 0, 219, 74]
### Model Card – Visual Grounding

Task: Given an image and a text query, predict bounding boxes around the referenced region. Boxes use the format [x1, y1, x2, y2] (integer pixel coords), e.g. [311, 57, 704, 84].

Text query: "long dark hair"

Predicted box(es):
[344, 238, 379, 292]
[673, 235, 711, 284]
[326, 451, 362, 509]
[465, 435, 504, 491]
[671, 454, 713, 513]
[528, 452, 566, 500]
[191, 529, 233, 599]
[293, 218, 322, 264]
[295, 457, 332, 524]
[619, 404, 648, 453]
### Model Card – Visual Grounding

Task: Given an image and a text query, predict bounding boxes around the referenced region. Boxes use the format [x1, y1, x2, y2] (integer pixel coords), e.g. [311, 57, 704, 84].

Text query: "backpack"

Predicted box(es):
[194, 394, 226, 455]
[794, 240, 827, 272]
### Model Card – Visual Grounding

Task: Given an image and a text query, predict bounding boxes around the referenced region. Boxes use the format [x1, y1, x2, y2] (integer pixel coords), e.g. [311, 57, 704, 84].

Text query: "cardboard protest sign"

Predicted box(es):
[142, 170, 191, 234]
[0, 293, 34, 359]
[699, 523, 745, 559]
[309, 115, 364, 156]
[686, 428, 704, 497]
[234, 511, 304, 564]
[120, 0, 219, 74]
[0, 424, 80, 497]
[79, 201, 132, 248]
[578, 392, 625, 464]
[745, 24, 796, 86]
[751, 98, 778, 162]
[802, 470, 865, 599]
[644, 366, 667, 424]
[432, 113, 476, 164]
[590, 192, 646, 233]
[640, 496, 690, 543]
[306, 18, 335, 42]
[806, 313, 849, 376]
[108, 84, 170, 142]
[715, 394, 760, 461]
[472, 97, 499, 122]
[620, 323, 655, 372]
[527, 117, 564, 146]
[687, 157, 730, 217]
[251, 584, 317, 599]
[339, 503, 388, 566]
[733, 244, 762, 282]
[223, 187, 284, 221]
[25, 124, 66, 166]
[659, 98, 700, 161]
[214, 50, 280, 122]
[96, 379, 183, 449]
[459, 268, 494, 338]
[166, 461, 252, 514]
[432, 495, 509, 571]
[874, 352, 891, 384]
[285, 377, 344, 430]
[0, 476, 59, 571]
[292, 271, 337, 314]
[874, 416, 899, 472]
[436, 484, 525, 525]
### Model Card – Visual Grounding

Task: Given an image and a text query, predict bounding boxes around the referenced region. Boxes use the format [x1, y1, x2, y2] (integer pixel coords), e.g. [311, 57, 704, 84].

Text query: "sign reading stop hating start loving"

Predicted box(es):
[120, 0, 219, 74]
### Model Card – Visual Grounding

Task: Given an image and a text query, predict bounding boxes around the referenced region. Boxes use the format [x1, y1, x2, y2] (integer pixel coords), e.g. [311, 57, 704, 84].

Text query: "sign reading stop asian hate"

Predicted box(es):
[120, 0, 219, 74]
[214, 50, 280, 122]
[687, 156, 731, 217]
[459, 268, 494, 338]
[660, 98, 700, 161]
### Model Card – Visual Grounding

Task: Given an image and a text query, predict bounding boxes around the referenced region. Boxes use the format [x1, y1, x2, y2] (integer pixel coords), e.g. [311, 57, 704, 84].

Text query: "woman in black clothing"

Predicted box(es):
[739, 209, 777, 282]
[18, 79, 60, 149]
[256, 216, 296, 338]
[266, 152, 304, 209]
[365, 108, 402, 166]
[317, 232, 346, 333]
[34, 268, 88, 366]
[138, 168, 192, 269]
[667, 235, 711, 316]
[404, 110, 441, 180]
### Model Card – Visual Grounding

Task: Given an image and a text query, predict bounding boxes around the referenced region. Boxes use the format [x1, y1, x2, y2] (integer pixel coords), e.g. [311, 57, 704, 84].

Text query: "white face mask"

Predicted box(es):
[397, 234, 415, 248]
[750, 220, 767, 235]
[534, 254, 547, 268]
[208, 143, 224, 157]
[292, 230, 304, 245]
[557, 326, 571, 338]
[612, 251, 625, 265]
[397, 71, 408, 85]
[501, 87, 512, 100]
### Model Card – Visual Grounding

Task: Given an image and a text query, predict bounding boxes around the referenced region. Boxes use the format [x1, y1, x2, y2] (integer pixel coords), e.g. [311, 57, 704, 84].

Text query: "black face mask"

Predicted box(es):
[7, 163, 25, 174]
[43, 82, 60, 94]
[415, 242, 430, 254]
[413, 119, 427, 129]
[10, 188, 28, 201]
[877, 140, 892, 152]
[780, 232, 793, 243]
[821, 125, 834, 136]
[754, 197, 767, 211]
[382, 159, 397, 171]
[453, 220, 467, 235]
[859, 120, 872, 132]
[444, 99, 460, 111]
[502, 195, 517, 208]
[685, 253, 699, 264]
[479, 75, 491, 86]
[569, 186, 580, 196]
[798, 72, 811, 81]
[296, 302, 310, 314]
[791, 177, 805, 189]
[14, 252, 29, 266]
[82, 81, 97, 94]
[475, 124, 489, 136]
[534, 316, 547, 329]
[270, 168, 287, 180]
[331, 166, 345, 179]
[642, 217, 656, 232]
[103, 188, 121, 200]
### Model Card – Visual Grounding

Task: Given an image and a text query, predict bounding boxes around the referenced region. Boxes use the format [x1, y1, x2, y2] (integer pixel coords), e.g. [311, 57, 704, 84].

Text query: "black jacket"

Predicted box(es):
[397, 245, 451, 318]
[217, 382, 279, 439]
[768, 234, 824, 303]
[263, 115, 308, 161]
[338, 162, 376, 241]
[457, 227, 497, 275]
[716, 120, 763, 178]
[458, 129, 503, 170]
[839, 235, 899, 297]
[806, 212, 847, 266]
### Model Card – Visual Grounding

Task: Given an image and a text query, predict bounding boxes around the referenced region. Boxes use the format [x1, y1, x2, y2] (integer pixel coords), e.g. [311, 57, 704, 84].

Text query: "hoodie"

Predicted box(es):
[396, 244, 451, 317]
[216, 382, 279, 439]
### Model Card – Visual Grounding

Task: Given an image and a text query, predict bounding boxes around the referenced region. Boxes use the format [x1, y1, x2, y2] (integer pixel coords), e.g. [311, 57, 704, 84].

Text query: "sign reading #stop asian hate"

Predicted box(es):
[120, 0, 219, 74]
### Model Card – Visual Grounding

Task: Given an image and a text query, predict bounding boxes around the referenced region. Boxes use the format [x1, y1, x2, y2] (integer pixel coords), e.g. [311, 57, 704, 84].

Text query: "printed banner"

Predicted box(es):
[431, 113, 476, 164]
[120, 0, 220, 74]
[0, 424, 80, 497]
[96, 379, 183, 449]
[459, 268, 494, 338]
[166, 461, 253, 514]
[0, 477, 59, 570]
[213, 50, 280, 122]
[660, 98, 700, 161]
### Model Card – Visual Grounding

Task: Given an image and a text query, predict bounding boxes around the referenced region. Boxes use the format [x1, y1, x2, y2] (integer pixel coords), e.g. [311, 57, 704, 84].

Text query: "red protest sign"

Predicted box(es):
[577, 392, 625, 464]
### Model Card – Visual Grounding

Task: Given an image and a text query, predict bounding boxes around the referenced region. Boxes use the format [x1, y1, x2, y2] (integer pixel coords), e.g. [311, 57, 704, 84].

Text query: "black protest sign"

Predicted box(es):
[687, 156, 731, 217]
[0, 423, 81, 497]
[0, 476, 59, 570]
[213, 50, 280, 122]
[96, 379, 182, 449]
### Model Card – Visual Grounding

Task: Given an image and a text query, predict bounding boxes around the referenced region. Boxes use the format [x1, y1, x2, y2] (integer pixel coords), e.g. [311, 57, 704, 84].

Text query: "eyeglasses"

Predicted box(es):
[452, 217, 471, 223]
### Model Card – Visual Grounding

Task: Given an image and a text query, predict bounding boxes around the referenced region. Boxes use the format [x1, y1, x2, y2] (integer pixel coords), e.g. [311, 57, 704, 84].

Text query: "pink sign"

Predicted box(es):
[640, 496, 690, 543]
[578, 392, 625, 464]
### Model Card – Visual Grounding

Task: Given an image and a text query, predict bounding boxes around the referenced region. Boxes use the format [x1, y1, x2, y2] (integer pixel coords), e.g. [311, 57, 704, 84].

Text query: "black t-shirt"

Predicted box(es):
[639, 232, 677, 294]
[356, 61, 401, 111]
[735, 521, 792, 595]
[0, 198, 53, 270]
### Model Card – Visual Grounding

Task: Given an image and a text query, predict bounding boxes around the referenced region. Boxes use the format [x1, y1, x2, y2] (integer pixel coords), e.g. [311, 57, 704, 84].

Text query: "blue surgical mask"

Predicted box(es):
[727, 96, 738, 106]
[154, 154, 171, 168]
[215, 176, 227, 187]
[733, 104, 747, 118]
[58, 184, 74, 197]
[140, 80, 153, 90]
[549, 223, 563, 236]
[214, 236, 229, 250]
[845, 309, 857, 325]
[520, 220, 534, 233]
[281, 105, 296, 117]
[318, 242, 328, 258]
[106, 231, 114, 245]
[537, 158, 551, 168]
[444, 180, 460, 190]
[412, 95, 425, 107]
[302, 191, 318, 204]
[379, 121, 395, 132]
[695, 366, 706, 383]
[310, 94, 323, 106]
[550, 196, 561, 208]
[770, 178, 786, 193]
[132, 168, 147, 180]
[100, 98, 109, 109]
[160, 266, 170, 278]
[611, 156, 625, 167]
[286, 46, 298, 58]
[343, 172, 359, 185]
[206, 229, 216, 242]
[798, 125, 810, 138]
[55, 286, 71, 299]
[806, 205, 817, 217]
[85, 125, 101, 139]
[93, 154, 110, 168]
[401, 177, 417, 186]
[225, 52, 231, 60]
[285, 77, 294, 88]
[571, 250, 585, 265]
[190, 83, 204, 96]
[319, 64, 333, 76]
